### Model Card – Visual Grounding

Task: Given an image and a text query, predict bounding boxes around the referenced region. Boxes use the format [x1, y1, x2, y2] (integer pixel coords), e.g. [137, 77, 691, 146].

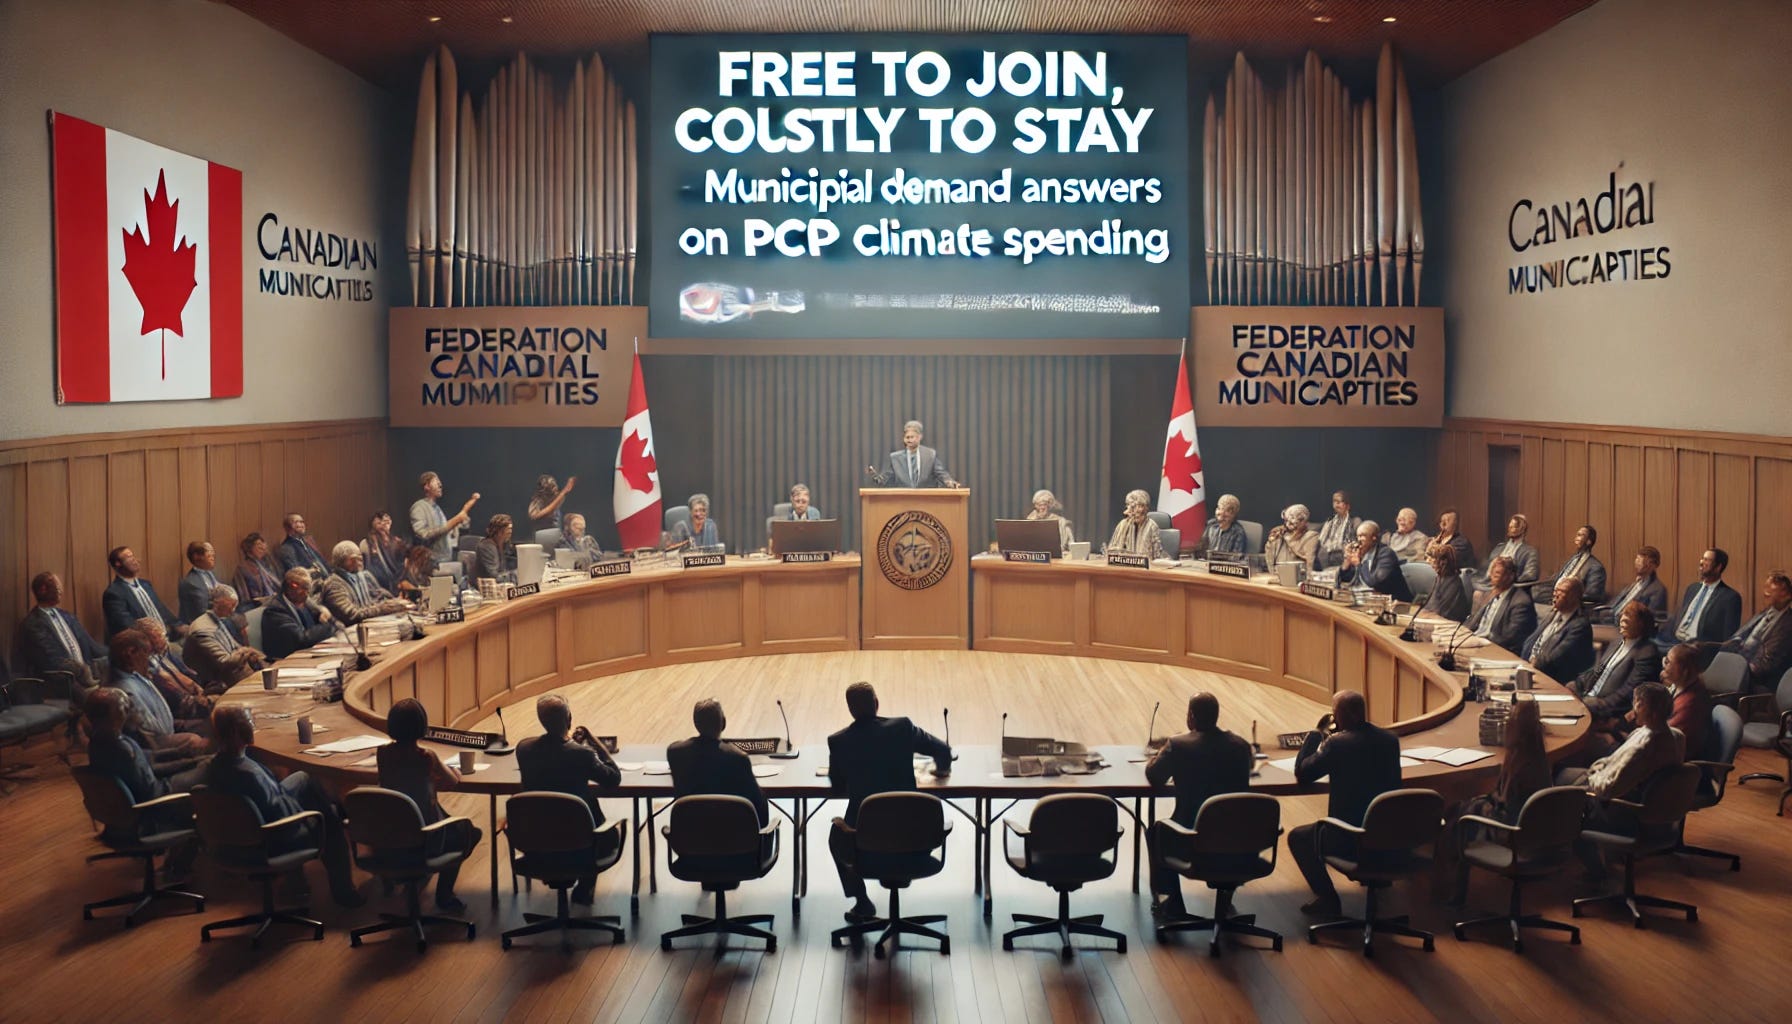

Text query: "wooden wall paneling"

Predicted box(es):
[663, 577, 745, 655]
[206, 444, 237, 568]
[447, 639, 479, 720]
[1282, 608, 1332, 697]
[104, 453, 147, 577]
[1517, 437, 1544, 547]
[0, 466, 24, 656]
[1642, 447, 1676, 588]
[145, 449, 183, 603]
[26, 460, 74, 628]
[1185, 588, 1272, 673]
[1612, 445, 1644, 581]
[1677, 449, 1715, 607]
[508, 607, 560, 688]
[260, 439, 286, 541]
[1713, 453, 1753, 614]
[69, 457, 112, 623]
[282, 441, 307, 533]
[1586, 442, 1613, 557]
[1397, 662, 1425, 720]
[475, 626, 509, 709]
[569, 590, 651, 671]
[1539, 438, 1565, 567]
[1562, 440, 1588, 550]
[177, 447, 208, 564]
[1365, 644, 1396, 726]
[235, 441, 264, 553]
[1332, 628, 1366, 704]
[1755, 458, 1792, 597]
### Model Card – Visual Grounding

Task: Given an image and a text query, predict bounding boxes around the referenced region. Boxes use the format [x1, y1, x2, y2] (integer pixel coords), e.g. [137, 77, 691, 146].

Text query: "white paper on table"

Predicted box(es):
[379, 640, 402, 647]
[1267, 756, 1300, 774]
[1541, 716, 1582, 726]
[751, 765, 781, 779]
[614, 762, 644, 772]
[1398, 756, 1425, 769]
[1525, 693, 1577, 702]
[277, 681, 321, 689]
[1433, 748, 1494, 767]
[306, 735, 389, 754]
[1403, 746, 1452, 761]
[641, 761, 671, 775]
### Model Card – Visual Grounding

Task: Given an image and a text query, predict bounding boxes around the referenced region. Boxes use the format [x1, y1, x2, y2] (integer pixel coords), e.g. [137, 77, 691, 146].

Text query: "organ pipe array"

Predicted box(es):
[1203, 43, 1424, 306]
[406, 46, 636, 308]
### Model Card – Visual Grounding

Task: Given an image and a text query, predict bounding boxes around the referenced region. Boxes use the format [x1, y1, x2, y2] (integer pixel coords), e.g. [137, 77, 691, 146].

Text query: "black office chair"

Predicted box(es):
[660, 794, 780, 955]
[831, 792, 952, 958]
[1452, 786, 1586, 952]
[1155, 792, 1284, 957]
[1307, 788, 1445, 956]
[1737, 667, 1792, 816]
[1675, 705, 1743, 870]
[500, 792, 627, 951]
[1572, 763, 1703, 928]
[344, 787, 477, 951]
[190, 786, 326, 947]
[72, 767, 204, 926]
[1001, 793, 1126, 957]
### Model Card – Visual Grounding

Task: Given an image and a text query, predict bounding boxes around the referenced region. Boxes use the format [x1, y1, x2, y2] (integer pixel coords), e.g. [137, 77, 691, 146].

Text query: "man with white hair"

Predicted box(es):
[1386, 507, 1430, 563]
[184, 584, 265, 690]
[319, 540, 411, 625]
[562, 513, 606, 569]
[262, 569, 336, 660]
[866, 420, 958, 488]
[1197, 494, 1247, 556]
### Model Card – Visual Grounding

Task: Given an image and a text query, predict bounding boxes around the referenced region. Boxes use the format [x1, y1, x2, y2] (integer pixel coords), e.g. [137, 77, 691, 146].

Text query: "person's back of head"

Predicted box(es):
[1187, 692, 1220, 733]
[693, 698, 725, 739]
[387, 697, 428, 745]
[212, 704, 253, 754]
[845, 681, 878, 722]
[1633, 681, 1673, 730]
[536, 694, 572, 737]
[85, 687, 126, 738]
[1333, 690, 1368, 730]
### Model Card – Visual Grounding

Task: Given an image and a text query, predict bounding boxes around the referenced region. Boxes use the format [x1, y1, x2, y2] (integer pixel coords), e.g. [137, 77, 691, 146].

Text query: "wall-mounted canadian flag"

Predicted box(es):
[50, 112, 242, 403]
[1157, 342, 1206, 551]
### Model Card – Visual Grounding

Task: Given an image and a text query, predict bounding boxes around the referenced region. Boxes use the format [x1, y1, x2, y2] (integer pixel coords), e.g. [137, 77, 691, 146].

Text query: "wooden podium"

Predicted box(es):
[859, 488, 970, 649]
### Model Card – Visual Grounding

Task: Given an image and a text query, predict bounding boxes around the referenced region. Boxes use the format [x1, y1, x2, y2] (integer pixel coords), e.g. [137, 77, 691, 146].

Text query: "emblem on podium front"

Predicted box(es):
[877, 510, 953, 591]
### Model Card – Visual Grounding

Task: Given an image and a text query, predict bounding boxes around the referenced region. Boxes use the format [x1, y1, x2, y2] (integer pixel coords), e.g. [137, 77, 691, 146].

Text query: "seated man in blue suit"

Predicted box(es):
[276, 512, 331, 578]
[261, 569, 336, 660]
[102, 545, 186, 640]
[18, 571, 107, 693]
[1537, 524, 1607, 605]
[827, 682, 952, 922]
[865, 420, 959, 489]
[1464, 556, 1538, 652]
[1661, 548, 1744, 651]
[1523, 577, 1596, 681]
[1337, 521, 1414, 603]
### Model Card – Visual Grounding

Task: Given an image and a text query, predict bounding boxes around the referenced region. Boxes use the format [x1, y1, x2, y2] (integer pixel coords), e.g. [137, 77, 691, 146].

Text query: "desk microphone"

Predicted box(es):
[1145, 700, 1159, 755]
[1398, 598, 1427, 642]
[486, 705, 514, 755]
[771, 698, 799, 759]
[1439, 622, 1477, 673]
[1001, 711, 1008, 754]
[942, 707, 950, 750]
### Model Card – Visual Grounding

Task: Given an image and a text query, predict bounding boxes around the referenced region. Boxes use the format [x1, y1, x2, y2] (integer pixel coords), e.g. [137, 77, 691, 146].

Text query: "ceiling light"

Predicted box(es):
[501, 15, 514, 23]
[1313, 15, 1333, 23]
[427, 15, 441, 23]
[1383, 16, 1398, 22]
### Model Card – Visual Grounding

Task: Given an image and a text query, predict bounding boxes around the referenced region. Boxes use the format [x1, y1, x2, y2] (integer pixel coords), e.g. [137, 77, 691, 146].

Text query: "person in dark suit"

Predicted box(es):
[1537, 524, 1607, 604]
[1603, 545, 1670, 625]
[1522, 577, 1596, 681]
[1663, 548, 1743, 647]
[865, 420, 959, 489]
[826, 681, 952, 921]
[515, 694, 622, 903]
[1288, 690, 1403, 916]
[786, 483, 823, 520]
[261, 569, 336, 660]
[102, 546, 186, 640]
[1569, 604, 1664, 734]
[1720, 570, 1792, 693]
[276, 513, 331, 578]
[1433, 508, 1475, 577]
[1337, 520, 1414, 603]
[666, 699, 768, 825]
[203, 704, 363, 907]
[83, 689, 204, 857]
[475, 514, 519, 582]
[1482, 514, 1541, 588]
[1464, 557, 1538, 651]
[1144, 692, 1253, 916]
[1421, 545, 1471, 622]
[17, 572, 106, 694]
[177, 541, 225, 624]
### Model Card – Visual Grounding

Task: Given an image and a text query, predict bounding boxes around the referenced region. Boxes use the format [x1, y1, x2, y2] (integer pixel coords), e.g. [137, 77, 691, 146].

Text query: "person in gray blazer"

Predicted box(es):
[1719, 570, 1792, 693]
[865, 420, 959, 488]
[1421, 545, 1471, 622]
[183, 584, 265, 691]
[1482, 514, 1541, 588]
[1569, 604, 1664, 731]
[1464, 556, 1537, 651]
[1538, 524, 1607, 604]
[1523, 577, 1596, 681]
[1602, 545, 1670, 625]
[177, 541, 225, 624]
[787, 483, 823, 520]
[1662, 548, 1744, 647]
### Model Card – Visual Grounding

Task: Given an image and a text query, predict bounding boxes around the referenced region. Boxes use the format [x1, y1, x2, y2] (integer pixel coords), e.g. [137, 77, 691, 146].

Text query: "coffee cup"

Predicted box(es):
[459, 750, 477, 772]
[1068, 541, 1091, 561]
[261, 667, 278, 691]
[296, 716, 313, 744]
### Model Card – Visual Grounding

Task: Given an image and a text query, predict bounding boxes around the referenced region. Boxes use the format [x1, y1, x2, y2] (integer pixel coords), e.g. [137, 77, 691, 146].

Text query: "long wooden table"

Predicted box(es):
[236, 553, 1589, 919]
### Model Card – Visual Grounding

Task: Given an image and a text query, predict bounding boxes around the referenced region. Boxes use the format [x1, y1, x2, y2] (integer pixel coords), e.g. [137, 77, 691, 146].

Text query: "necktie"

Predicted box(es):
[215, 616, 238, 653]
[1477, 592, 1507, 638]
[1613, 581, 1639, 619]
[1678, 584, 1712, 641]
[1743, 610, 1782, 654]
[1535, 613, 1563, 654]
[909, 450, 917, 485]
[349, 571, 370, 605]
[1590, 643, 1630, 696]
[130, 580, 157, 622]
[1565, 553, 1585, 579]
[46, 608, 80, 660]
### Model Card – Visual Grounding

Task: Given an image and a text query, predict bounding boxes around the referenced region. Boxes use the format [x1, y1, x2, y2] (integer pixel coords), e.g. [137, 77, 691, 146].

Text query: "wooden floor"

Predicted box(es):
[5, 651, 1792, 1023]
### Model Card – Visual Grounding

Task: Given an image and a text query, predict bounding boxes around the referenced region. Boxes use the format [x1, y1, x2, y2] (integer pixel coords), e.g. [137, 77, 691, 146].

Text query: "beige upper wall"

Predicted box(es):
[0, 0, 403, 441]
[1439, 0, 1792, 437]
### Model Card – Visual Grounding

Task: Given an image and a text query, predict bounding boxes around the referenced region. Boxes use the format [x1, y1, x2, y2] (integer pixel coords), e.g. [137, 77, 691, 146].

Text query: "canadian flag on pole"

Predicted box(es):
[613, 351, 664, 550]
[1157, 344, 1206, 551]
[50, 112, 242, 403]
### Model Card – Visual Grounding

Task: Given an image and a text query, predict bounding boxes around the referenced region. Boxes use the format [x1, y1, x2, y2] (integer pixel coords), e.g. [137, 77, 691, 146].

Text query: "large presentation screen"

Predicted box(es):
[648, 34, 1190, 341]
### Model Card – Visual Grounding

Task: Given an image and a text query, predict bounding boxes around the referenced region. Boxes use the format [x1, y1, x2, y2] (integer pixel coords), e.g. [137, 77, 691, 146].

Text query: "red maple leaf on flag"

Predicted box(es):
[120, 170, 198, 379]
[1163, 432, 1203, 493]
[619, 430, 658, 493]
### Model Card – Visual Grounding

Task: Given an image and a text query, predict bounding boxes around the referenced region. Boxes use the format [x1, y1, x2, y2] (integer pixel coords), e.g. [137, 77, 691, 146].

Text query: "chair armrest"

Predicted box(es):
[1604, 797, 1645, 812]
[263, 809, 325, 832]
[1315, 816, 1365, 838]
[758, 819, 781, 837]
[1780, 708, 1792, 734]
[134, 791, 192, 813]
[1001, 820, 1030, 839]
[1736, 693, 1774, 722]
[940, 819, 953, 837]
[1456, 813, 1520, 838]
[1157, 818, 1197, 838]
[4, 677, 44, 705]
[1688, 759, 1736, 801]
[420, 815, 474, 835]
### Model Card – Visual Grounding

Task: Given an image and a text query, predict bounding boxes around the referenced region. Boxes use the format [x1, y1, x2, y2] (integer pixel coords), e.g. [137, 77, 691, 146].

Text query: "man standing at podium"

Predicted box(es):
[866, 420, 959, 488]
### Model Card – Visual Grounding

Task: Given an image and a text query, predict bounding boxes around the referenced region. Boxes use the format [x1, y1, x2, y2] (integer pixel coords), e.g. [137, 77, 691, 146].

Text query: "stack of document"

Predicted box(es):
[1402, 746, 1494, 767]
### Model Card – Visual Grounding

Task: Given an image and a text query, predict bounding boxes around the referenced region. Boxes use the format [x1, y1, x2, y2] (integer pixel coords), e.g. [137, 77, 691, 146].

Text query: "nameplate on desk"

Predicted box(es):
[434, 606, 464, 624]
[509, 582, 541, 598]
[781, 551, 832, 564]
[1106, 552, 1150, 570]
[682, 553, 726, 568]
[1300, 581, 1336, 600]
[1207, 560, 1250, 579]
[1002, 550, 1050, 564]
[589, 559, 633, 578]
[722, 736, 782, 755]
